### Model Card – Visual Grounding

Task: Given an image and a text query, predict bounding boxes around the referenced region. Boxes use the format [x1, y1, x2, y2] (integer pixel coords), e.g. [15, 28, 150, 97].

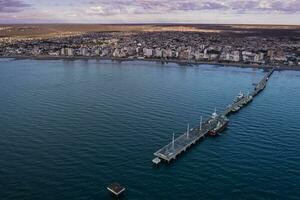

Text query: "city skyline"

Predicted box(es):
[0, 0, 300, 24]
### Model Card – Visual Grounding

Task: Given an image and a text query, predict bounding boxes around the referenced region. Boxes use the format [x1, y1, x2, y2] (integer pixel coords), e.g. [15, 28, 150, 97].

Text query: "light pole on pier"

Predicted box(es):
[200, 116, 202, 131]
[187, 123, 189, 139]
[172, 132, 175, 150]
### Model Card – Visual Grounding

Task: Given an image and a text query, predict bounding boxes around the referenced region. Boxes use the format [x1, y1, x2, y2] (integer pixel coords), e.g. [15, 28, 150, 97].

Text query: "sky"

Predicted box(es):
[0, 0, 299, 24]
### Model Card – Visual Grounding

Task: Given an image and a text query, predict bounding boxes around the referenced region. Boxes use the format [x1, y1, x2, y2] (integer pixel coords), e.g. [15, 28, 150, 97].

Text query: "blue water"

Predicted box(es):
[0, 59, 299, 200]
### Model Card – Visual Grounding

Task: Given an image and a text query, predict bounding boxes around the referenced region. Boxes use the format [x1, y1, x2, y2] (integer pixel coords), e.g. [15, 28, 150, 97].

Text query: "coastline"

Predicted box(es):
[1, 55, 299, 71]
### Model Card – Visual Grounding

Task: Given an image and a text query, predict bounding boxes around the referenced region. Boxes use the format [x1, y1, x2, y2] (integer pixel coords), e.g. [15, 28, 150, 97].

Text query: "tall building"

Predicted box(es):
[267, 50, 274, 60]
[61, 48, 66, 56]
[61, 48, 73, 56]
[143, 48, 153, 58]
[67, 48, 74, 56]
[233, 51, 240, 62]
[80, 47, 88, 56]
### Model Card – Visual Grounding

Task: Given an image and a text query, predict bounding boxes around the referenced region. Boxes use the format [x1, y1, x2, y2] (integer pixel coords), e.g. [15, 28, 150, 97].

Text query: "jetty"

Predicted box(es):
[153, 68, 275, 164]
[107, 182, 125, 197]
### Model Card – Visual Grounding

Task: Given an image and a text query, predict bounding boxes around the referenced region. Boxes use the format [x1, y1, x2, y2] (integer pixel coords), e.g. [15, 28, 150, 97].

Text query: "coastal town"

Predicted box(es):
[1, 30, 300, 67]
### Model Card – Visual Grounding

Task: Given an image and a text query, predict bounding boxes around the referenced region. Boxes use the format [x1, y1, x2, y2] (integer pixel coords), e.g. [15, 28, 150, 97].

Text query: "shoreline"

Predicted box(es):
[1, 55, 299, 71]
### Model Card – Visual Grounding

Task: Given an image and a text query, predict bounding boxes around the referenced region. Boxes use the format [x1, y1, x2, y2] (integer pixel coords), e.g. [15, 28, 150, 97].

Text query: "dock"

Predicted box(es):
[223, 68, 274, 116]
[154, 114, 225, 162]
[107, 182, 125, 196]
[153, 68, 275, 164]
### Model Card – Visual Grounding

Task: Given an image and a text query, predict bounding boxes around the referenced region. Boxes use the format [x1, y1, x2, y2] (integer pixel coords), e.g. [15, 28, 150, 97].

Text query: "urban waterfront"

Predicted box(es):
[0, 59, 299, 199]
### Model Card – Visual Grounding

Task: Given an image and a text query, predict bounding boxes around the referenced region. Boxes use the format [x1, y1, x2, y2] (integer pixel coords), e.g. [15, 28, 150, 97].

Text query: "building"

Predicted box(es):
[162, 49, 172, 58]
[233, 51, 240, 62]
[61, 48, 66, 56]
[143, 48, 153, 58]
[194, 51, 204, 60]
[94, 49, 100, 55]
[155, 48, 163, 58]
[67, 48, 74, 56]
[80, 47, 89, 56]
[61, 48, 74, 56]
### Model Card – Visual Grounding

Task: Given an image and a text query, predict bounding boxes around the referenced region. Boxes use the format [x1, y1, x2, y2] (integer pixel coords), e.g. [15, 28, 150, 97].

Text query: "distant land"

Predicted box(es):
[1, 24, 300, 39]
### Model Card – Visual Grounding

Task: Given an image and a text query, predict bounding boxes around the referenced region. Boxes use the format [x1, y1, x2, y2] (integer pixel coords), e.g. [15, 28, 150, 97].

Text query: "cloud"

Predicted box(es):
[86, 0, 300, 16]
[230, 0, 300, 13]
[86, 0, 228, 15]
[0, 0, 31, 13]
[0, 0, 299, 24]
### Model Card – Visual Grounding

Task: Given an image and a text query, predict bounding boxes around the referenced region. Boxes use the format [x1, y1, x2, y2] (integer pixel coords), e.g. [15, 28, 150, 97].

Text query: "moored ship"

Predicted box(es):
[208, 117, 229, 136]
[232, 105, 241, 112]
[208, 109, 229, 136]
[234, 91, 245, 103]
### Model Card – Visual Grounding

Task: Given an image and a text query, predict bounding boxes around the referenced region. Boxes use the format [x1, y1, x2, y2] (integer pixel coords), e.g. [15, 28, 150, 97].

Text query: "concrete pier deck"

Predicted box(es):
[223, 68, 274, 116]
[154, 115, 223, 162]
[153, 68, 275, 164]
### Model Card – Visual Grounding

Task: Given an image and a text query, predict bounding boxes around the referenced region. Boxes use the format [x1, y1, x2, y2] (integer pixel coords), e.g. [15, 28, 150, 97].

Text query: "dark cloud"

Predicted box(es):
[0, 0, 31, 13]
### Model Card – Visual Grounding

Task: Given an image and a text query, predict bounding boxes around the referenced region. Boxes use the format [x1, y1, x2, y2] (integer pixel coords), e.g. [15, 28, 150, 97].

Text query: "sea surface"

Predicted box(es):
[0, 59, 299, 200]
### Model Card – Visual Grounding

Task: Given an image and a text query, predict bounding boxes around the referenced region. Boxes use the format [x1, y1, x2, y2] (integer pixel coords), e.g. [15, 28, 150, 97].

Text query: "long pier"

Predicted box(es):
[153, 68, 275, 164]
[223, 69, 274, 116]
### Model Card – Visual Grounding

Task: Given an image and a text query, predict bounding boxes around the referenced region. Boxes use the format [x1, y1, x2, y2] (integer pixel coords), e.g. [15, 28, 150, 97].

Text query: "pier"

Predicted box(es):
[153, 68, 275, 164]
[107, 182, 125, 197]
[223, 68, 274, 116]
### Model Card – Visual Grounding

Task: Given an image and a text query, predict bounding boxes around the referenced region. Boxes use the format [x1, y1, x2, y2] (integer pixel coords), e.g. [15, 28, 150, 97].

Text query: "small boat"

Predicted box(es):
[152, 157, 161, 165]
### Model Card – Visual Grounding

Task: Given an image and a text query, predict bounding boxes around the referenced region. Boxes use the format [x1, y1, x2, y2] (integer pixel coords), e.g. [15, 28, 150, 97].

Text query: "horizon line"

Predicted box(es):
[1, 22, 300, 26]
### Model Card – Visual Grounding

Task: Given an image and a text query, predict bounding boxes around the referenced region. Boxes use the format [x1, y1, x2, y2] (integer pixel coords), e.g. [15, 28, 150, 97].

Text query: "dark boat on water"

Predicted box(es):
[208, 111, 229, 136]
[208, 119, 229, 136]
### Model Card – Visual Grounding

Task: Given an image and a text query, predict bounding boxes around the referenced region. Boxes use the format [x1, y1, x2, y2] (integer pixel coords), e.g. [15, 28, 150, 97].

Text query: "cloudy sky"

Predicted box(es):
[0, 0, 299, 24]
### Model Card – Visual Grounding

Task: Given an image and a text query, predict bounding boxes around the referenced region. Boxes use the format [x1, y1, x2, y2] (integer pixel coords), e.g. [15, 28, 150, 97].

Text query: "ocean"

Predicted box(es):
[0, 59, 299, 200]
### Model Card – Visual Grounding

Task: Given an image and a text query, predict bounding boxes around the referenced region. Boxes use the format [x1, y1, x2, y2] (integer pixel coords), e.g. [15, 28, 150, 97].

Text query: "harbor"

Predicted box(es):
[153, 68, 275, 164]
